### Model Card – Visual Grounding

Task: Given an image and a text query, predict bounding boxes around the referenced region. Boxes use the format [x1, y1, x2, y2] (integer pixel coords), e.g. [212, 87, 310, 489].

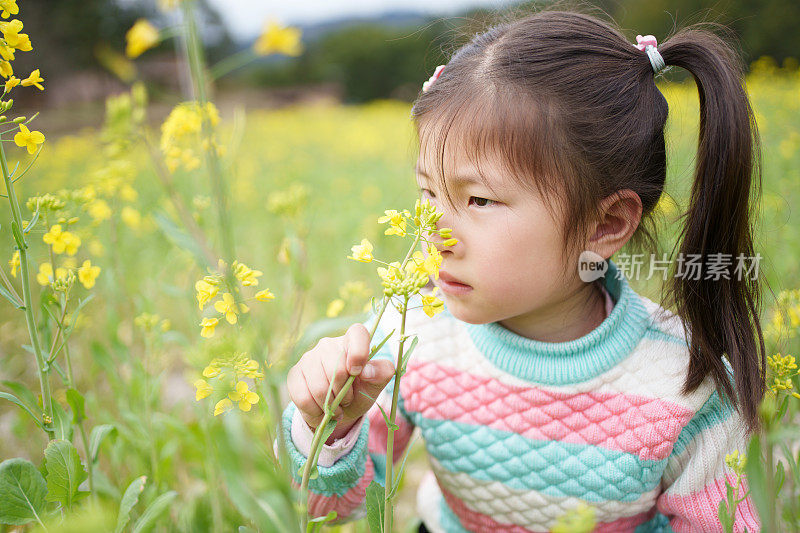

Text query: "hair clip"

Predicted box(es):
[422, 65, 445, 93]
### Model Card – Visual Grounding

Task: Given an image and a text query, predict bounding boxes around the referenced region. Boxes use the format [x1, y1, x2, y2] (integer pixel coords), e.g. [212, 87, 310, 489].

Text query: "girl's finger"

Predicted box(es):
[344, 323, 371, 375]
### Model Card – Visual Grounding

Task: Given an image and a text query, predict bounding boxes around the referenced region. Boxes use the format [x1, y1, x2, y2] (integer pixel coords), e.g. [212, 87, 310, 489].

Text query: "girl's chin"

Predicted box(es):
[442, 298, 495, 325]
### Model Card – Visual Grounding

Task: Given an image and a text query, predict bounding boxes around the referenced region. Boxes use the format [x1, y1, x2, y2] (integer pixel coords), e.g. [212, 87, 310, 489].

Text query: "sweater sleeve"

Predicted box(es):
[654, 383, 761, 532]
[274, 318, 418, 525]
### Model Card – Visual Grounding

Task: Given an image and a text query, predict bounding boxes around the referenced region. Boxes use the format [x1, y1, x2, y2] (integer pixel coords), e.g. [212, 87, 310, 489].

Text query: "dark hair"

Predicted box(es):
[411, 3, 767, 434]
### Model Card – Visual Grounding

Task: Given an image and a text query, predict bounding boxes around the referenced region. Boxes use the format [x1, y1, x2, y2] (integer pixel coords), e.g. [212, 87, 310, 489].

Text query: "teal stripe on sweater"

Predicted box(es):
[419, 418, 664, 502]
[669, 387, 735, 459]
[634, 511, 674, 532]
[438, 498, 473, 532]
[644, 326, 689, 347]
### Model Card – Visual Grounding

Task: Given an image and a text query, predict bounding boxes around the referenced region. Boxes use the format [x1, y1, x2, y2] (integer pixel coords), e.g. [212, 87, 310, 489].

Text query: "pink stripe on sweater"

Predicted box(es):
[400, 361, 695, 461]
[657, 473, 761, 532]
[439, 483, 657, 532]
[366, 402, 414, 463]
[290, 453, 376, 520]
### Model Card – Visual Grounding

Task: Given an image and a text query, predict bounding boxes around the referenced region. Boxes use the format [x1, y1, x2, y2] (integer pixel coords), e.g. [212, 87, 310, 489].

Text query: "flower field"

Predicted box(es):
[1, 0, 800, 530]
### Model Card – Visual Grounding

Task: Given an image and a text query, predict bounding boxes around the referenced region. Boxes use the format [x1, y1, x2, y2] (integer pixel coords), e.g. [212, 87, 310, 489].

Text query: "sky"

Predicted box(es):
[206, 0, 518, 40]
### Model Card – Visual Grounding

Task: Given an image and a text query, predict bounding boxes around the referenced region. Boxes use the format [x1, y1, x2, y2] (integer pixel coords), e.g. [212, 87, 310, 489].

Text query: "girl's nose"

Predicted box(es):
[428, 210, 459, 256]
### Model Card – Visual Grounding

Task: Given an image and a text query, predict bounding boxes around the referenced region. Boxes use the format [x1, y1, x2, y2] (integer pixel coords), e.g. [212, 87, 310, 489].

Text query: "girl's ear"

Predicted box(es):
[587, 189, 643, 259]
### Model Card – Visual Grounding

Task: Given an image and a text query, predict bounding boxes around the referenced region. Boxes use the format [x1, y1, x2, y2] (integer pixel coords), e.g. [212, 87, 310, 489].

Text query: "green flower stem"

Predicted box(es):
[140, 132, 217, 268]
[297, 296, 390, 531]
[199, 413, 224, 532]
[142, 333, 161, 489]
[0, 141, 55, 440]
[61, 335, 94, 496]
[765, 437, 777, 531]
[383, 294, 408, 533]
[298, 231, 422, 531]
[181, 0, 237, 277]
[209, 48, 258, 80]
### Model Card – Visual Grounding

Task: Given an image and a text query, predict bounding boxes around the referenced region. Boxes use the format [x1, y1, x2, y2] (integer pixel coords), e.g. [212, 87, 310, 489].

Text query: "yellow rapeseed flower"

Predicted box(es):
[255, 289, 275, 302]
[202, 360, 222, 378]
[199, 317, 219, 338]
[0, 60, 11, 78]
[20, 69, 43, 90]
[253, 19, 303, 57]
[0, 19, 31, 51]
[378, 209, 409, 237]
[35, 263, 69, 286]
[14, 123, 44, 154]
[228, 380, 259, 411]
[87, 199, 112, 222]
[77, 259, 101, 289]
[195, 279, 219, 310]
[36, 263, 51, 286]
[121, 206, 141, 229]
[213, 398, 233, 416]
[410, 245, 442, 279]
[3, 74, 17, 90]
[421, 287, 445, 317]
[214, 292, 241, 324]
[347, 238, 373, 263]
[232, 260, 262, 286]
[0, 1, 19, 19]
[42, 224, 81, 255]
[194, 379, 212, 400]
[125, 19, 159, 59]
[326, 298, 345, 318]
[8, 249, 19, 277]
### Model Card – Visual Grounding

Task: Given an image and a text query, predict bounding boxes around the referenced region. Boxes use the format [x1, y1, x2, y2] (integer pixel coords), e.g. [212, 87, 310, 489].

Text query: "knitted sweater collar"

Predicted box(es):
[463, 259, 650, 384]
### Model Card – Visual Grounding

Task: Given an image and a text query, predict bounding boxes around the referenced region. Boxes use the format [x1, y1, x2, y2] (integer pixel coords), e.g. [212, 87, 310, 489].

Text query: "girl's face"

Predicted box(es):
[416, 145, 593, 334]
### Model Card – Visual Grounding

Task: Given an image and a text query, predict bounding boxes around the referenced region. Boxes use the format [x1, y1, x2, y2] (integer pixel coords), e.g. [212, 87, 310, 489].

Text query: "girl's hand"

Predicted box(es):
[287, 323, 396, 443]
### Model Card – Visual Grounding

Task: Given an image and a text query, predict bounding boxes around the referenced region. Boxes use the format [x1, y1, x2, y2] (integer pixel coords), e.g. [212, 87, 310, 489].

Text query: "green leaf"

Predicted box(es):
[66, 388, 86, 425]
[24, 204, 40, 234]
[370, 395, 399, 433]
[44, 439, 88, 512]
[718, 499, 732, 532]
[10, 219, 24, 248]
[744, 435, 769, 520]
[387, 432, 420, 501]
[399, 336, 418, 374]
[152, 211, 209, 268]
[62, 294, 95, 337]
[0, 457, 48, 526]
[775, 460, 785, 493]
[131, 490, 177, 533]
[365, 480, 385, 533]
[115, 475, 147, 533]
[307, 510, 337, 532]
[776, 395, 789, 421]
[1, 380, 38, 412]
[49, 397, 73, 441]
[0, 283, 23, 308]
[369, 328, 395, 359]
[0, 391, 44, 430]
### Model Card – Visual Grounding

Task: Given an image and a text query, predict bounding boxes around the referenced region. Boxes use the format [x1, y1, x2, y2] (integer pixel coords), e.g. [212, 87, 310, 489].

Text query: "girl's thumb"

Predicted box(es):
[361, 359, 395, 381]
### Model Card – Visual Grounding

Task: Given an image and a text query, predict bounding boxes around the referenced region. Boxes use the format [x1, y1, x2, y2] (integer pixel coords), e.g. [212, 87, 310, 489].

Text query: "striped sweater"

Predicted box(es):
[276, 259, 761, 532]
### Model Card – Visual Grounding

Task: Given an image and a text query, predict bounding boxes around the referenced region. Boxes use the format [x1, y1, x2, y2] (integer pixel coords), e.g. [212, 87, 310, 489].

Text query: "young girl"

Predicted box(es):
[277, 8, 766, 532]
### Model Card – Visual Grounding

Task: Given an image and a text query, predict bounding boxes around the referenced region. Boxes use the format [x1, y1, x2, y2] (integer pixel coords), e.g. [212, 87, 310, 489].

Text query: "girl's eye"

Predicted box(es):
[469, 196, 496, 208]
[418, 187, 435, 198]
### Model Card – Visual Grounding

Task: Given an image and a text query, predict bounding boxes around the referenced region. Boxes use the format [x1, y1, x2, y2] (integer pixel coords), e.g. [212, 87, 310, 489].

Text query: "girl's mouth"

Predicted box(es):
[437, 271, 473, 295]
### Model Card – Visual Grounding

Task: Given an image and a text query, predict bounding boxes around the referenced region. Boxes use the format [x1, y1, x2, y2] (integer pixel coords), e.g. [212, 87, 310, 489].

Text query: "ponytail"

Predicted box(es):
[660, 25, 766, 435]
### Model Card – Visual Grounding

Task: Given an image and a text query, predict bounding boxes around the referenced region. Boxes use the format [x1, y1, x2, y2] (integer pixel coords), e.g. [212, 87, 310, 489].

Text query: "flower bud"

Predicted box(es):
[13, 116, 25, 123]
